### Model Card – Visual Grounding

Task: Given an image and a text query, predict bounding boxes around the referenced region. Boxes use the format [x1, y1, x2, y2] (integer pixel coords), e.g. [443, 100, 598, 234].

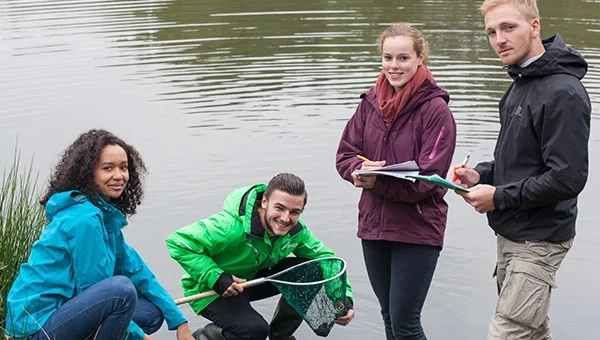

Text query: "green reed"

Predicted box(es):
[0, 151, 46, 336]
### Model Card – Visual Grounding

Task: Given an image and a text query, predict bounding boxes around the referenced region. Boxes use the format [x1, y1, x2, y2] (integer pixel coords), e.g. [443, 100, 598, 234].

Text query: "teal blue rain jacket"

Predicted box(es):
[4, 191, 186, 339]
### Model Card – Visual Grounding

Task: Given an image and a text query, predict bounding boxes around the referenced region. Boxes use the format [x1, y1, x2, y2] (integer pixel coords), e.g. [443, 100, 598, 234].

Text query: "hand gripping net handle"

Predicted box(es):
[174, 257, 346, 305]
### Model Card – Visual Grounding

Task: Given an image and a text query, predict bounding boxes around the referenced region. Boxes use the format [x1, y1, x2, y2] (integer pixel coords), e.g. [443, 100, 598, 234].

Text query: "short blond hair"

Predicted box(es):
[480, 0, 539, 21]
[376, 23, 430, 65]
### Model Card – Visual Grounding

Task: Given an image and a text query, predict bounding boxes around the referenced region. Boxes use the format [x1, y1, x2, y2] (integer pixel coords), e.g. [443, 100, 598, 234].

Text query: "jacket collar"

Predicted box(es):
[506, 34, 588, 80]
[95, 194, 128, 233]
[361, 79, 450, 116]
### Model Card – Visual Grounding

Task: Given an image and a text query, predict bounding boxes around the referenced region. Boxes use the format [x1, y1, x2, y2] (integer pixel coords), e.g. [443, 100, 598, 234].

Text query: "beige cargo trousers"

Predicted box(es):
[488, 234, 573, 340]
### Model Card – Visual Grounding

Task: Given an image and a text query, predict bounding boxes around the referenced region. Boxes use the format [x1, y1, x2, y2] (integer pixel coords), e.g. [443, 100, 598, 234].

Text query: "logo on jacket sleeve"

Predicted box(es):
[513, 106, 522, 116]
[281, 242, 298, 250]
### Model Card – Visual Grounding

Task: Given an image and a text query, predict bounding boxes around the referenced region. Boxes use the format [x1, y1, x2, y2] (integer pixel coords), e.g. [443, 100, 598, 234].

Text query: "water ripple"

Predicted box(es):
[1, 0, 599, 146]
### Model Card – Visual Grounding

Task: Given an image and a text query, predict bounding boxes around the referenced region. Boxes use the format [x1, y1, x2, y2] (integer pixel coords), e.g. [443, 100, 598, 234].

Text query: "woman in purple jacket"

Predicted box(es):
[336, 23, 456, 340]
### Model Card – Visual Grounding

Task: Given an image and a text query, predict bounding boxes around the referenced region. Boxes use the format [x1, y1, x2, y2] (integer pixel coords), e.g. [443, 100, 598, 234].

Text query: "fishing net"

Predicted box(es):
[268, 257, 349, 337]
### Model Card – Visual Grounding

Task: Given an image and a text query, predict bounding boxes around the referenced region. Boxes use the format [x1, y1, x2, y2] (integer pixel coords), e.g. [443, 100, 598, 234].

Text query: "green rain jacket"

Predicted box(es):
[166, 184, 353, 314]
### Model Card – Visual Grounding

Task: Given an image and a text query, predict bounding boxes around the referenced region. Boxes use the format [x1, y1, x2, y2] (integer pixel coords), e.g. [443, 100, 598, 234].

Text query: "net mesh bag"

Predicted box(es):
[269, 257, 349, 337]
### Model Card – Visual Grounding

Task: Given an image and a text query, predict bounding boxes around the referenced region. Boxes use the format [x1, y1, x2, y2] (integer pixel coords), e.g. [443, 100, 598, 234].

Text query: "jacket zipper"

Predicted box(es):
[416, 202, 423, 215]
[496, 82, 518, 160]
[428, 126, 446, 159]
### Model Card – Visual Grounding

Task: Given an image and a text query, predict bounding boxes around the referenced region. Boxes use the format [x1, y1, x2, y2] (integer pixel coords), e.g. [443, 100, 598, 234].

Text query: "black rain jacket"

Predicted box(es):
[475, 34, 591, 242]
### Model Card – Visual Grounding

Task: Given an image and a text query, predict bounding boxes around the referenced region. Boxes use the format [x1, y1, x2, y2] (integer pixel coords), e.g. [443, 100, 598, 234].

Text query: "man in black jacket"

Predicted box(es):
[451, 0, 591, 339]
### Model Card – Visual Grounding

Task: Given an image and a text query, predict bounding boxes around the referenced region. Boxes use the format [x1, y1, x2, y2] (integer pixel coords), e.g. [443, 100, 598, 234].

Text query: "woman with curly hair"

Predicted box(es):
[4, 129, 194, 340]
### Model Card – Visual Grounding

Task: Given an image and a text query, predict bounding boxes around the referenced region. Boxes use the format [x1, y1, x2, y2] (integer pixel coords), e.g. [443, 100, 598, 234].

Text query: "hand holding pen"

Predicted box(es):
[357, 155, 386, 170]
[450, 154, 480, 188]
[451, 154, 470, 182]
[451, 155, 496, 212]
[353, 155, 385, 189]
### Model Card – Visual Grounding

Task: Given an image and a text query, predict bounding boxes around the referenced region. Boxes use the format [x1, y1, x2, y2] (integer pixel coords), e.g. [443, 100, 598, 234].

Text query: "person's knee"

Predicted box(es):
[234, 319, 269, 340]
[391, 314, 424, 338]
[143, 310, 164, 335]
[388, 304, 424, 338]
[106, 275, 137, 304]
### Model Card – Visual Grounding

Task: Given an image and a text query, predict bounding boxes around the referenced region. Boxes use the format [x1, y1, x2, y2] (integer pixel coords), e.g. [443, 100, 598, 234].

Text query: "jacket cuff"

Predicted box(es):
[474, 164, 492, 185]
[166, 315, 188, 331]
[493, 185, 506, 210]
[213, 273, 234, 295]
[127, 321, 145, 340]
[205, 267, 225, 291]
[344, 297, 354, 310]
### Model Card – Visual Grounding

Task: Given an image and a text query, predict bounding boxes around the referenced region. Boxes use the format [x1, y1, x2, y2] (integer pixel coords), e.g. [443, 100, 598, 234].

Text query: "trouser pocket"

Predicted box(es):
[495, 259, 554, 329]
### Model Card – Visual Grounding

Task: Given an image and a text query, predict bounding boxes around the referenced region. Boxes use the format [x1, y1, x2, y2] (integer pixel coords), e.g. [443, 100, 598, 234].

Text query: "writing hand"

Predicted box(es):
[450, 165, 479, 188]
[352, 159, 386, 189]
[360, 160, 386, 170]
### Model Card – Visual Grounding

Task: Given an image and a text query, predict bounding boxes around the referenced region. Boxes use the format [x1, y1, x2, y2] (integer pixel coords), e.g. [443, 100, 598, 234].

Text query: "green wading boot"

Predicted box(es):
[192, 323, 227, 340]
[269, 297, 302, 340]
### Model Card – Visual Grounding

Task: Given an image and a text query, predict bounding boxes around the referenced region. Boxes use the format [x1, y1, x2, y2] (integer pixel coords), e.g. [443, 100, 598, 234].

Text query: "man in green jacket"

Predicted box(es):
[166, 173, 354, 340]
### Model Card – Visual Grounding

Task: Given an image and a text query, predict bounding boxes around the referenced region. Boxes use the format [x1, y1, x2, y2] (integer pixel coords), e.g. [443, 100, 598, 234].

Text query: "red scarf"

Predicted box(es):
[376, 65, 435, 127]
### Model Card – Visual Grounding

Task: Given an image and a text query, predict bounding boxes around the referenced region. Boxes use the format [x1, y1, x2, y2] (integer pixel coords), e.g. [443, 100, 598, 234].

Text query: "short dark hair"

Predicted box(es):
[264, 173, 308, 207]
[40, 129, 147, 216]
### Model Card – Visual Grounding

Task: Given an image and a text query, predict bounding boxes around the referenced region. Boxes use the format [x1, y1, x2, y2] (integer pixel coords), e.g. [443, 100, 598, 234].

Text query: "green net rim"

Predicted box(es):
[266, 256, 347, 286]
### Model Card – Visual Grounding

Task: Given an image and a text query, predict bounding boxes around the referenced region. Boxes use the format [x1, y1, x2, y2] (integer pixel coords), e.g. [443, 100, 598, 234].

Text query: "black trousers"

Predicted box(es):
[200, 257, 307, 340]
[362, 240, 441, 340]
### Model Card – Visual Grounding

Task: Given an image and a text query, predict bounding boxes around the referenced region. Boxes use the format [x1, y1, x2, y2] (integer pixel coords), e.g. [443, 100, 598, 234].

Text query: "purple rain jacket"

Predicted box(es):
[336, 79, 456, 247]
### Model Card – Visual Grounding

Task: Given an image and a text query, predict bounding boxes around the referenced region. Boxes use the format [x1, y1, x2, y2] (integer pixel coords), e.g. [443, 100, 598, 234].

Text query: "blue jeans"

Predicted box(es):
[20, 276, 164, 340]
[362, 240, 440, 340]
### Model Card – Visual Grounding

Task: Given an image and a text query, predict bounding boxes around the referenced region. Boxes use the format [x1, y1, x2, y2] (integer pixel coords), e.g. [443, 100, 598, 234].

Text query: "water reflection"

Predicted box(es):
[1, 0, 599, 339]
[4, 0, 597, 145]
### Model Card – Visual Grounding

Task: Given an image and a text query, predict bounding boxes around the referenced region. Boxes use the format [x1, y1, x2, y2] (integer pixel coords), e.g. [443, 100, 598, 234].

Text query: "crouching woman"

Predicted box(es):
[4, 129, 193, 340]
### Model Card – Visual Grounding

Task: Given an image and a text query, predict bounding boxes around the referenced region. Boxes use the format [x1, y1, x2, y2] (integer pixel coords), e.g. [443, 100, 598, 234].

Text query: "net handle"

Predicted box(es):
[174, 277, 266, 305]
[174, 257, 346, 305]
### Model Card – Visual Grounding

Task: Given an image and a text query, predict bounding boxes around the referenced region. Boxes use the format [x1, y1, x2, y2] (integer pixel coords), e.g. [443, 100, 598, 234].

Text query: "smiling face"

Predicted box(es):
[381, 35, 423, 93]
[260, 189, 305, 238]
[93, 144, 129, 201]
[484, 3, 542, 66]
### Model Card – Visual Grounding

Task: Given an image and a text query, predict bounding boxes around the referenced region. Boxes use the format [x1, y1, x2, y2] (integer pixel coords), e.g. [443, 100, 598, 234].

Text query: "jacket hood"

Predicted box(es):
[222, 184, 266, 219]
[221, 184, 304, 239]
[45, 190, 88, 221]
[363, 79, 450, 114]
[508, 34, 588, 80]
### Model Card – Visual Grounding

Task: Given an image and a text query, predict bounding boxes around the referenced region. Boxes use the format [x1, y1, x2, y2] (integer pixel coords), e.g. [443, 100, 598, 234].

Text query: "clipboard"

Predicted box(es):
[405, 174, 470, 193]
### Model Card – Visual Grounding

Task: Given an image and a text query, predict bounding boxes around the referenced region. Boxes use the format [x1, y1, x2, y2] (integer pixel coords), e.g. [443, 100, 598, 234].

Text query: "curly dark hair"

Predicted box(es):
[40, 129, 147, 216]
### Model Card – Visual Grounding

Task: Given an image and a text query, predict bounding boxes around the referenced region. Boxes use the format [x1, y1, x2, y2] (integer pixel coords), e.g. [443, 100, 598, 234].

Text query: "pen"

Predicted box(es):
[452, 154, 470, 182]
[357, 155, 370, 162]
